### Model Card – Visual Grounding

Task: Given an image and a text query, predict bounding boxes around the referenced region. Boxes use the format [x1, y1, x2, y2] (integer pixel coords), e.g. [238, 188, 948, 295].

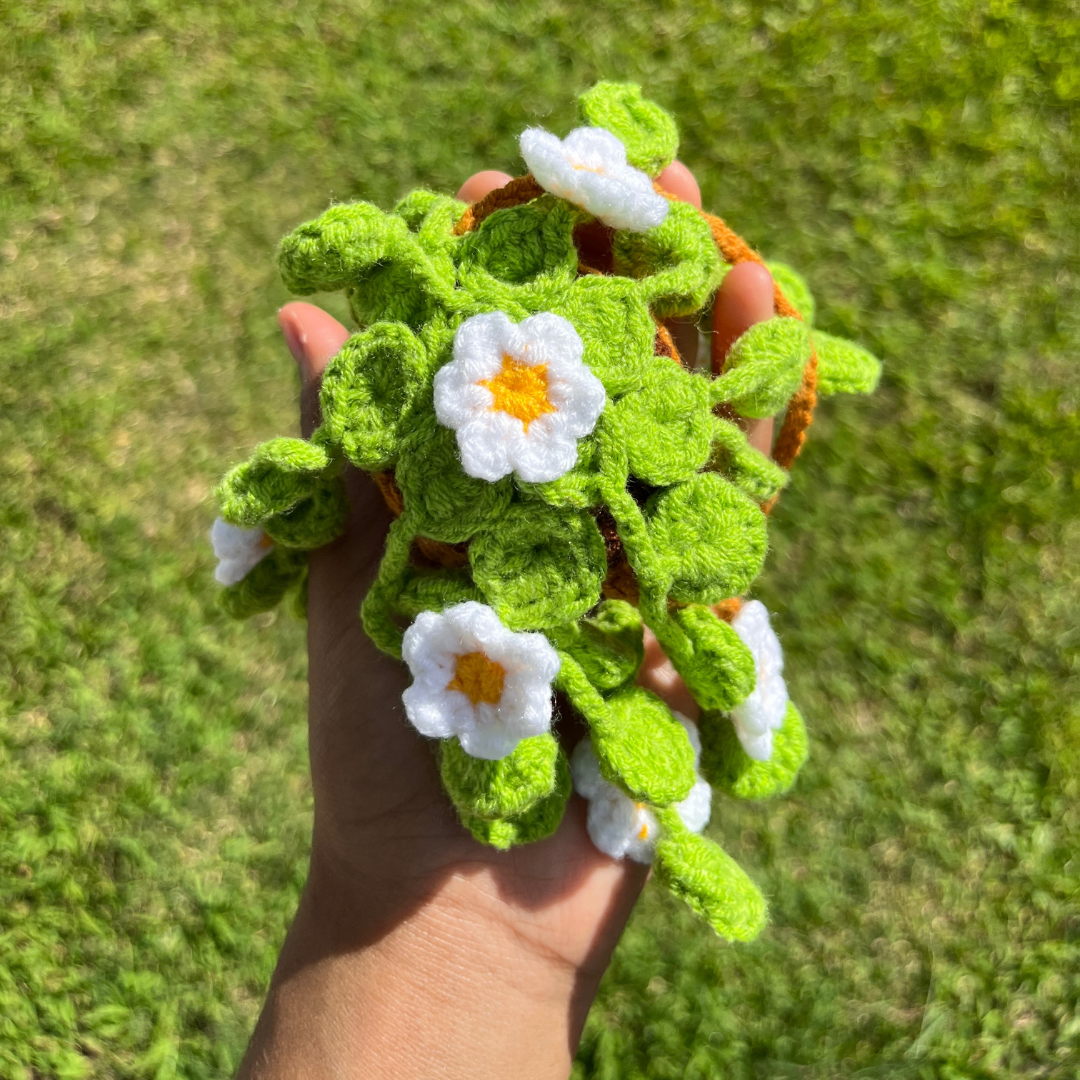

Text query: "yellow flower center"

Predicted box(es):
[257, 532, 274, 550]
[447, 651, 506, 707]
[571, 163, 605, 175]
[480, 354, 556, 431]
[635, 803, 650, 841]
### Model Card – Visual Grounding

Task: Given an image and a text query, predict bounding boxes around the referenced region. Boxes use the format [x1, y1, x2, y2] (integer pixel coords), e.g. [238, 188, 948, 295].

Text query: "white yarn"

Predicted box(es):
[210, 518, 273, 586]
[401, 601, 560, 760]
[730, 600, 789, 762]
[571, 713, 712, 863]
[520, 126, 669, 233]
[434, 311, 606, 483]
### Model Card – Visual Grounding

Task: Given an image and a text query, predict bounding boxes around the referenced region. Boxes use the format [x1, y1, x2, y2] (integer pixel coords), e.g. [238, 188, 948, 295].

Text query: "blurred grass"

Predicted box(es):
[1, 1, 1078, 1076]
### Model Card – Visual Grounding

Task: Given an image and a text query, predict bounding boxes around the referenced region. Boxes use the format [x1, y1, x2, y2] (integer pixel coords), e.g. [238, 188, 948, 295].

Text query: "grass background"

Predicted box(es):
[1, 1, 1078, 1076]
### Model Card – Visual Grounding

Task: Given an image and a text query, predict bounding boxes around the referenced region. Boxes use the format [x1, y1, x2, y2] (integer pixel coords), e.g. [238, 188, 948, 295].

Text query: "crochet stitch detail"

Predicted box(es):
[211, 81, 883, 942]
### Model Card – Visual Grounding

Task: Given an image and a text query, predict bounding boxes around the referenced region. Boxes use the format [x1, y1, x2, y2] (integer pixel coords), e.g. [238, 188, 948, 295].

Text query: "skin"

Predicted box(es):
[240, 165, 776, 1079]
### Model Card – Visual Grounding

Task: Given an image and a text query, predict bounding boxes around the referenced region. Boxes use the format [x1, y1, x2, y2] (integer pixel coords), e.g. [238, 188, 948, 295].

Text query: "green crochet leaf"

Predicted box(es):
[654, 813, 768, 941]
[456, 197, 578, 304]
[550, 274, 655, 396]
[393, 189, 466, 246]
[319, 322, 433, 471]
[590, 685, 696, 805]
[814, 331, 883, 396]
[767, 261, 816, 326]
[440, 733, 560, 820]
[647, 472, 768, 604]
[669, 605, 756, 713]
[516, 436, 600, 510]
[546, 599, 644, 693]
[395, 415, 513, 544]
[577, 81, 679, 177]
[459, 750, 571, 850]
[700, 700, 809, 800]
[470, 504, 607, 631]
[262, 474, 348, 550]
[707, 416, 789, 504]
[612, 200, 725, 319]
[215, 438, 332, 528]
[612, 356, 713, 486]
[712, 316, 811, 418]
[218, 546, 306, 620]
[394, 568, 483, 617]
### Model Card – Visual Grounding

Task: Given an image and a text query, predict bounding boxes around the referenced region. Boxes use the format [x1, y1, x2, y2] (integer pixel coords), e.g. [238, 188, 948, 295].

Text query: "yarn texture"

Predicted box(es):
[209, 81, 882, 941]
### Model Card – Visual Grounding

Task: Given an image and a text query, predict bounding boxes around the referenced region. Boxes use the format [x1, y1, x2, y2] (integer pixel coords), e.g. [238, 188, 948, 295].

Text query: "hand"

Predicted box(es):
[239, 165, 776, 1080]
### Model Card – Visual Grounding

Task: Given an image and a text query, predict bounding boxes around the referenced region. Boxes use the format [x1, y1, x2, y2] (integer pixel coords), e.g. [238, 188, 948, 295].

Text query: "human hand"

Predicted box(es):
[238, 163, 776, 1080]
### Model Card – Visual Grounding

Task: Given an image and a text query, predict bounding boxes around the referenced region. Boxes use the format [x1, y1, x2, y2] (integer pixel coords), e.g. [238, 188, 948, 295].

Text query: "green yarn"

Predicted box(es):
[668, 604, 756, 713]
[577, 81, 679, 177]
[395, 415, 513, 544]
[546, 600, 644, 693]
[767, 260, 816, 326]
[218, 546, 305, 620]
[457, 197, 579, 301]
[707, 415, 789, 504]
[469, 503, 607, 631]
[394, 568, 483, 617]
[459, 750, 571, 850]
[440, 733, 560, 819]
[319, 323, 433, 470]
[210, 79, 886, 938]
[549, 275, 654, 396]
[712, 316, 811, 419]
[261, 475, 348, 550]
[654, 809, 768, 942]
[646, 473, 768, 604]
[216, 437, 333, 529]
[589, 684, 697, 805]
[814, 331, 883, 396]
[700, 700, 809, 800]
[613, 357, 713, 486]
[613, 200, 725, 318]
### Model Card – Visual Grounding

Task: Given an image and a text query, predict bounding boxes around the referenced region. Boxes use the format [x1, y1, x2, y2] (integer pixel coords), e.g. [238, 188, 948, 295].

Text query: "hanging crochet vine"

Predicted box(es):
[209, 81, 881, 941]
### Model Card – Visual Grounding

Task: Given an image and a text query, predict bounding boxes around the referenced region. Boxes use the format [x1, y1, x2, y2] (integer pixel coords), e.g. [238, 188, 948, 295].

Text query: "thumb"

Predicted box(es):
[278, 301, 352, 437]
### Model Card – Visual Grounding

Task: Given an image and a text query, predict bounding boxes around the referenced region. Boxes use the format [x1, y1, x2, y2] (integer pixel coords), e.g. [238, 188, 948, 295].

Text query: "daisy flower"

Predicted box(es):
[434, 311, 605, 483]
[730, 600, 789, 761]
[519, 126, 669, 233]
[401, 601, 561, 760]
[571, 713, 712, 863]
[210, 517, 274, 586]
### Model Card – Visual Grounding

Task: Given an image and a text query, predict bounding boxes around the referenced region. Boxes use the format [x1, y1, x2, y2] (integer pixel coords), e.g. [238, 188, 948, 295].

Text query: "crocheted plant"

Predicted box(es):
[210, 82, 881, 941]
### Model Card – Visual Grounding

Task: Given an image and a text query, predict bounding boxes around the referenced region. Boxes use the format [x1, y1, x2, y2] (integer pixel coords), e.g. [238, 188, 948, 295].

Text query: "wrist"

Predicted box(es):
[240, 845, 586, 1080]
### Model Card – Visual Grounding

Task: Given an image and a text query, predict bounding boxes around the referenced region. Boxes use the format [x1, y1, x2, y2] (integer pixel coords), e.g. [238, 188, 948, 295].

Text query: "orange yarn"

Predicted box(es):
[452, 175, 546, 236]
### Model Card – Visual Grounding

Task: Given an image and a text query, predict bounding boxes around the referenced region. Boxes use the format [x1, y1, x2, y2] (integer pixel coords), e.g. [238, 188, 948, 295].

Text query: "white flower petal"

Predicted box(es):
[210, 518, 273, 585]
[400, 601, 560, 760]
[520, 126, 669, 233]
[571, 731, 711, 864]
[438, 311, 605, 484]
[730, 601, 789, 760]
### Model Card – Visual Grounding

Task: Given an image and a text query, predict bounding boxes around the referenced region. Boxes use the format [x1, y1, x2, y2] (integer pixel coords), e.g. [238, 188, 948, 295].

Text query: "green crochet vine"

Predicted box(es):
[209, 81, 882, 942]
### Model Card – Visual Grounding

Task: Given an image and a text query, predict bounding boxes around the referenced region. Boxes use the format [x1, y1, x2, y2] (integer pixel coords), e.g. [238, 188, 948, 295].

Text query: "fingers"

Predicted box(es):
[655, 160, 702, 208]
[456, 170, 514, 203]
[278, 302, 352, 438]
[711, 262, 776, 456]
[636, 628, 700, 720]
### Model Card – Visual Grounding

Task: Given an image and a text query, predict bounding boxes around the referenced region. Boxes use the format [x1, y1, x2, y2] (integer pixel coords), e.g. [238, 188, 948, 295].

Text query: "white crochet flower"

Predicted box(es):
[519, 126, 669, 233]
[571, 713, 712, 864]
[210, 518, 274, 585]
[401, 601, 561, 760]
[434, 311, 605, 483]
[730, 600, 789, 762]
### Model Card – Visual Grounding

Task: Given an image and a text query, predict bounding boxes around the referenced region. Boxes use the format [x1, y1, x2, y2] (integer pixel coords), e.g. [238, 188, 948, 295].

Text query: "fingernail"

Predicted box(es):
[279, 310, 306, 366]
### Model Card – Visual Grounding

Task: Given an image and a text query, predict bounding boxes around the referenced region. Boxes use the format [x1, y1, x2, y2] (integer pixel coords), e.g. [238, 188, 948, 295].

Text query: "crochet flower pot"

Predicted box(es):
[210, 82, 881, 941]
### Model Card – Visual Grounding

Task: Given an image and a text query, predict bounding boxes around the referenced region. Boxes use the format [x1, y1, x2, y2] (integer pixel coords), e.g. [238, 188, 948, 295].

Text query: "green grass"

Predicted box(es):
[1, 1, 1078, 1076]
